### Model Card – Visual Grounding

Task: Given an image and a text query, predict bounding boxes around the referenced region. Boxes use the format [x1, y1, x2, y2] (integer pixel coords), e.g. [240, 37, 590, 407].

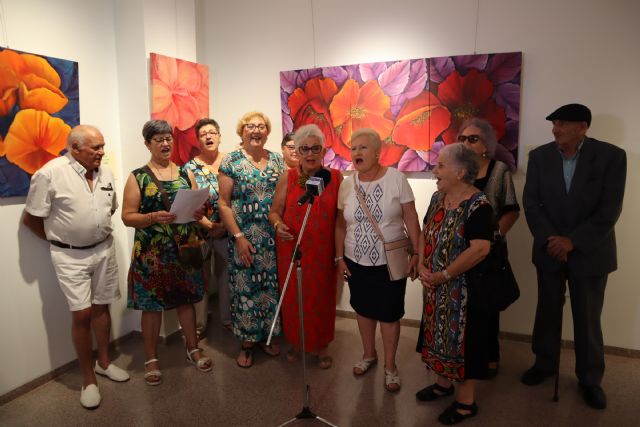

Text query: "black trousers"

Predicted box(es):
[532, 267, 607, 387]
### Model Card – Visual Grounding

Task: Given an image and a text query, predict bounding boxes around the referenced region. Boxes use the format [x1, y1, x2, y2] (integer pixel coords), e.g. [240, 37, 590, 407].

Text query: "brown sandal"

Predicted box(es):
[318, 355, 333, 369]
[236, 345, 254, 368]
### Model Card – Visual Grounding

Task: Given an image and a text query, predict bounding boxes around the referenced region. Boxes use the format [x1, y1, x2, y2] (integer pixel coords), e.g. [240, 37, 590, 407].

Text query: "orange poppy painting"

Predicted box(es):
[149, 52, 209, 166]
[281, 52, 522, 171]
[0, 47, 79, 197]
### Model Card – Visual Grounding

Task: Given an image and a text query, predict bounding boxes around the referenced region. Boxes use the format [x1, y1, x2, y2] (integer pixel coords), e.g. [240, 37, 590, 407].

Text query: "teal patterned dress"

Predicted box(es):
[219, 149, 285, 341]
[184, 157, 221, 224]
[126, 166, 205, 311]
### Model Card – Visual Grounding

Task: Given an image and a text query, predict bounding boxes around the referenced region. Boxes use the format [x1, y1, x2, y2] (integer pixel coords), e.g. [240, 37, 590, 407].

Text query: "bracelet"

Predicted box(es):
[232, 232, 245, 241]
[273, 221, 281, 231]
[147, 212, 154, 224]
[334, 256, 344, 265]
[442, 269, 452, 281]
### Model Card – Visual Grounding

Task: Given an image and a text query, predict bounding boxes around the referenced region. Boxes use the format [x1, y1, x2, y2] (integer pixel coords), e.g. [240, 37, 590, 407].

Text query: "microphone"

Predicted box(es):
[297, 168, 331, 206]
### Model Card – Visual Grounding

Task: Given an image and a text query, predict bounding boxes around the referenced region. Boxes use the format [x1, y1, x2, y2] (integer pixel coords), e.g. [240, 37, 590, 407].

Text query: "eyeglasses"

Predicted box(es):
[199, 130, 219, 137]
[245, 123, 267, 131]
[298, 145, 323, 154]
[284, 144, 296, 151]
[151, 136, 173, 144]
[457, 134, 481, 144]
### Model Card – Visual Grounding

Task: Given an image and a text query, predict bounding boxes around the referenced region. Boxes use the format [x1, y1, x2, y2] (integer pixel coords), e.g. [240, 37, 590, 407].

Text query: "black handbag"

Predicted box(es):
[467, 234, 520, 313]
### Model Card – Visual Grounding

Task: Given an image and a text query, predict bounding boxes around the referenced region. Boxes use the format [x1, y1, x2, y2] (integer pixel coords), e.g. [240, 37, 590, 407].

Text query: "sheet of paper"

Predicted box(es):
[169, 188, 210, 224]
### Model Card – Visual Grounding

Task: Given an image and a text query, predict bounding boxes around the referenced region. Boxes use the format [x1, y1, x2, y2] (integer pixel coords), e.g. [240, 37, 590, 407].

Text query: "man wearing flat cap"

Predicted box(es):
[521, 103, 626, 409]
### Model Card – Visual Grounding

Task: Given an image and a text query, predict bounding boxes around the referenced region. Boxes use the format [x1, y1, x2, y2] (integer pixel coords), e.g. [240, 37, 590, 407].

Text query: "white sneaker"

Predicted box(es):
[80, 384, 101, 409]
[94, 362, 130, 382]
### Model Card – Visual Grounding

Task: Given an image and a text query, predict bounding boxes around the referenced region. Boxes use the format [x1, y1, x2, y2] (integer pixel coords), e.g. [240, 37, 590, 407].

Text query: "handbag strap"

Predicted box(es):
[354, 174, 386, 244]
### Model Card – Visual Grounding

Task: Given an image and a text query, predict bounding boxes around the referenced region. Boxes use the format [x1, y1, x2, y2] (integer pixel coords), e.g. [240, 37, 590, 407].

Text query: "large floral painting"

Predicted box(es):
[0, 48, 79, 197]
[150, 52, 209, 166]
[280, 52, 521, 171]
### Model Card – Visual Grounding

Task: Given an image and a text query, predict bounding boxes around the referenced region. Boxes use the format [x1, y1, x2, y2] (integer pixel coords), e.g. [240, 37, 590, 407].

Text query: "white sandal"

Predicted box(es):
[187, 348, 213, 373]
[143, 359, 162, 386]
[353, 357, 377, 376]
[384, 369, 401, 392]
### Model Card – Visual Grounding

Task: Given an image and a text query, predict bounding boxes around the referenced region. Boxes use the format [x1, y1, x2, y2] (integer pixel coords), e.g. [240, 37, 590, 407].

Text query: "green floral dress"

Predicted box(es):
[219, 149, 284, 342]
[126, 166, 205, 311]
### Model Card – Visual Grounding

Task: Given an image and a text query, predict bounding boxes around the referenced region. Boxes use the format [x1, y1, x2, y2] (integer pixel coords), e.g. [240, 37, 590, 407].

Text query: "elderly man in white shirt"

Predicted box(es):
[22, 125, 129, 409]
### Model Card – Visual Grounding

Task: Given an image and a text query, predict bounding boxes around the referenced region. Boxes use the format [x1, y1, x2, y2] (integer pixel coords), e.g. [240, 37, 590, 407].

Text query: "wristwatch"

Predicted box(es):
[232, 232, 245, 241]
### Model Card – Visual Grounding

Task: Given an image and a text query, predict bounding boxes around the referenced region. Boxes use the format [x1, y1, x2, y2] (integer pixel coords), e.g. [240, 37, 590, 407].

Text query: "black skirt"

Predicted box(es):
[345, 257, 407, 322]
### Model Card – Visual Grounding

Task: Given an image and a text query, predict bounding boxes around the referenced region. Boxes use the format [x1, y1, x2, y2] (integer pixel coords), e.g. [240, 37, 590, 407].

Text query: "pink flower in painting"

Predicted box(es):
[437, 69, 506, 145]
[150, 53, 208, 131]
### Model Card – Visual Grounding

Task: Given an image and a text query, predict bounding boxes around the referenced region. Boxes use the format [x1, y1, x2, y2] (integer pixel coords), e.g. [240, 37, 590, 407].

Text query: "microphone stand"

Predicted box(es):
[267, 195, 338, 427]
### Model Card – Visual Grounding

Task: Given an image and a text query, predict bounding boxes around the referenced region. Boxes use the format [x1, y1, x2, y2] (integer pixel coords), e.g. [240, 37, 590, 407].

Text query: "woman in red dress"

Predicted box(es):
[269, 124, 343, 368]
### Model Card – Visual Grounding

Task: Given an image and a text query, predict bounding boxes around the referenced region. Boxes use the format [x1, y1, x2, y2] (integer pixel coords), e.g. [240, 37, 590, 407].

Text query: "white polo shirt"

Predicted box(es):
[25, 153, 117, 247]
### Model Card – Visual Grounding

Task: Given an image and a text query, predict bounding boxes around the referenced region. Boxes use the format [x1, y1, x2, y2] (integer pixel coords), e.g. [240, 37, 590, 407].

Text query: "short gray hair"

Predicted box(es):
[439, 143, 480, 184]
[350, 128, 382, 151]
[142, 120, 172, 142]
[67, 125, 102, 150]
[458, 117, 498, 158]
[293, 124, 325, 149]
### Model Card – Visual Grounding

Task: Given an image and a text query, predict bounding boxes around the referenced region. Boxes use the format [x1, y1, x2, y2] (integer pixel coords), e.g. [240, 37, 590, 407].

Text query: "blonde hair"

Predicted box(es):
[235, 111, 272, 137]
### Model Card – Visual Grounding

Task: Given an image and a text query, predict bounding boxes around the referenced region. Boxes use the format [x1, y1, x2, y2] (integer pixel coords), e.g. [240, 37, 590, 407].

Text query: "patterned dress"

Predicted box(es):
[127, 166, 205, 311]
[419, 191, 493, 381]
[277, 168, 342, 352]
[220, 149, 285, 342]
[184, 157, 221, 223]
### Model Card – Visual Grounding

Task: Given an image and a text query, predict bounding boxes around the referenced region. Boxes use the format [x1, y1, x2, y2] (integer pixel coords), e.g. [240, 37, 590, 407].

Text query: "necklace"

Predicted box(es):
[149, 161, 174, 181]
[242, 148, 267, 170]
[444, 186, 474, 210]
[358, 165, 381, 195]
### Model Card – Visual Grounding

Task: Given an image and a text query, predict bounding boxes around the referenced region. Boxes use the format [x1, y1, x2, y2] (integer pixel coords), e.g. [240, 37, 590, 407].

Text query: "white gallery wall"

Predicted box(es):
[196, 0, 640, 351]
[0, 0, 638, 399]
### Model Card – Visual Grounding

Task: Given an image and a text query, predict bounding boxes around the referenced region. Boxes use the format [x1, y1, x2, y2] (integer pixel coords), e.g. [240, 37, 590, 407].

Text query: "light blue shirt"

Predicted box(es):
[560, 140, 584, 192]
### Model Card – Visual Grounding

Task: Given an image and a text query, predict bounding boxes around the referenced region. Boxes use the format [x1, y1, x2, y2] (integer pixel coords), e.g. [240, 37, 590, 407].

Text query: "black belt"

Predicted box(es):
[49, 235, 110, 250]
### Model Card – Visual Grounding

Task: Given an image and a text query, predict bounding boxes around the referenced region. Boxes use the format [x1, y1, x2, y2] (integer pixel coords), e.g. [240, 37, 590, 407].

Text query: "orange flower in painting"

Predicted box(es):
[0, 50, 68, 116]
[329, 79, 394, 159]
[288, 77, 339, 151]
[392, 91, 451, 151]
[150, 53, 209, 131]
[3, 109, 70, 174]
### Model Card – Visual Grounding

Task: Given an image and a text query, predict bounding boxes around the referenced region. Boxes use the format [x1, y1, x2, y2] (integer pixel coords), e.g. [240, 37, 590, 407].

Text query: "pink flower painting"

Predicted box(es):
[150, 53, 209, 165]
[281, 52, 521, 171]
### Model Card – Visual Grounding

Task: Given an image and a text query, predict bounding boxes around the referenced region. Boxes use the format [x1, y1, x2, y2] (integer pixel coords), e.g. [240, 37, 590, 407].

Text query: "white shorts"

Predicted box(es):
[50, 236, 120, 311]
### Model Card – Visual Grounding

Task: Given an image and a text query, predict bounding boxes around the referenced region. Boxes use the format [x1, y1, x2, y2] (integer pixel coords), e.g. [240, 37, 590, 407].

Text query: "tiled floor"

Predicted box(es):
[1, 314, 638, 426]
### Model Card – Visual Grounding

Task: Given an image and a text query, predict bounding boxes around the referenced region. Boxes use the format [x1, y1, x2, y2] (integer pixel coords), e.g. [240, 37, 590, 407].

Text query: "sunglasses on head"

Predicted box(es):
[457, 134, 481, 144]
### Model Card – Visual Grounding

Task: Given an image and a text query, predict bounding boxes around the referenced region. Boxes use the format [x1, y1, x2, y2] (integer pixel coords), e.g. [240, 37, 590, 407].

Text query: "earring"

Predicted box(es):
[482, 152, 488, 158]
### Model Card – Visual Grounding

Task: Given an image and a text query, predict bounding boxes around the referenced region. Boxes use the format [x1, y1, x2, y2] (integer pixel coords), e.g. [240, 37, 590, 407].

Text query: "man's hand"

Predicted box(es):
[547, 236, 574, 262]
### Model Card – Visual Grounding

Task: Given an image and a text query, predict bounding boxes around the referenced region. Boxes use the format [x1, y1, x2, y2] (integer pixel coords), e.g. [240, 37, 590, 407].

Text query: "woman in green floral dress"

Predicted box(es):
[218, 111, 285, 368]
[122, 120, 212, 385]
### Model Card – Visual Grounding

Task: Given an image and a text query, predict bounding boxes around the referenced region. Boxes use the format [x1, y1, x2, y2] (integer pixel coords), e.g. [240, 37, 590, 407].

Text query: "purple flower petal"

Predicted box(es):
[282, 114, 293, 135]
[486, 52, 522, 85]
[378, 60, 411, 97]
[280, 71, 298, 94]
[416, 140, 445, 167]
[404, 59, 428, 98]
[280, 89, 290, 115]
[452, 54, 488, 73]
[398, 149, 428, 172]
[345, 64, 362, 84]
[322, 66, 348, 87]
[429, 57, 455, 83]
[494, 83, 520, 121]
[359, 62, 387, 81]
[296, 68, 322, 87]
[323, 148, 351, 171]
[390, 94, 408, 118]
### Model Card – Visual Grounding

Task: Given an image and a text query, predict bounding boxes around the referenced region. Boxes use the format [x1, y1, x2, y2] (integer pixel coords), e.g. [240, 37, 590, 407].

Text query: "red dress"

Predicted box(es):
[277, 168, 342, 352]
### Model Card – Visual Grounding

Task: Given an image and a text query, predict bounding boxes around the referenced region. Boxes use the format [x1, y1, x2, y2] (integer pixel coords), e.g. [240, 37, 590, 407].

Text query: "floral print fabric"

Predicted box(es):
[219, 149, 285, 341]
[126, 166, 205, 311]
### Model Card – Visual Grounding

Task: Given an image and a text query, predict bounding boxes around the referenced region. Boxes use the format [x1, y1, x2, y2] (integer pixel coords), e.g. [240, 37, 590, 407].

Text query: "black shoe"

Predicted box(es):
[487, 363, 499, 379]
[521, 366, 555, 386]
[416, 383, 455, 402]
[580, 384, 607, 409]
[438, 401, 478, 425]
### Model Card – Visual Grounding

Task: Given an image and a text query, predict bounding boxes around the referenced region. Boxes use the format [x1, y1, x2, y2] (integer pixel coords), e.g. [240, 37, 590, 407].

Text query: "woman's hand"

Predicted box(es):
[208, 222, 226, 239]
[193, 204, 206, 221]
[337, 259, 351, 282]
[154, 210, 177, 225]
[235, 236, 256, 267]
[408, 254, 419, 280]
[419, 266, 447, 289]
[276, 223, 294, 241]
